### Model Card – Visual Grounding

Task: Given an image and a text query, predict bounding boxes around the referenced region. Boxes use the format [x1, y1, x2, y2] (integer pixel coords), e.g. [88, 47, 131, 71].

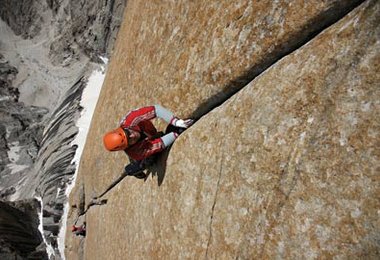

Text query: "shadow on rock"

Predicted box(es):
[145, 148, 170, 186]
[144, 125, 188, 186]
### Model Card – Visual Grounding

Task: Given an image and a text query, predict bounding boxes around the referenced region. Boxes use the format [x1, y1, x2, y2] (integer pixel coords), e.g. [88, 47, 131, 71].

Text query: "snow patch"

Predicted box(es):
[6, 142, 30, 174]
[56, 187, 62, 198]
[7, 141, 21, 162]
[0, 96, 12, 101]
[57, 59, 107, 259]
[8, 164, 29, 175]
[99, 56, 108, 64]
[36, 196, 56, 258]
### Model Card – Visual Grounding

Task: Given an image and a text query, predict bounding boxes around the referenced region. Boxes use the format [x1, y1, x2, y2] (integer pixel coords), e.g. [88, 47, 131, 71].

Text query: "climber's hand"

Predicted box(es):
[172, 118, 194, 128]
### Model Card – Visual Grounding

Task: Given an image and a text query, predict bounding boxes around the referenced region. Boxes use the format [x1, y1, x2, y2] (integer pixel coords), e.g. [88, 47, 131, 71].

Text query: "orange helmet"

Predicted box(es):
[103, 127, 129, 151]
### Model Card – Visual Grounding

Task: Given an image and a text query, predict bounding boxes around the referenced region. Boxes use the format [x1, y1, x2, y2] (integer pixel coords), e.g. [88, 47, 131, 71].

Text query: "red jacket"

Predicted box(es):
[119, 106, 165, 161]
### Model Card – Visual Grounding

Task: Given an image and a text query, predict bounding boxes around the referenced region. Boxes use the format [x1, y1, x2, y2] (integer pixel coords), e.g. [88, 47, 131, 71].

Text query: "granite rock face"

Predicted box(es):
[66, 0, 378, 259]
[0, 54, 48, 200]
[0, 0, 43, 38]
[94, 0, 362, 119]
[168, 2, 378, 258]
[0, 199, 48, 259]
[48, 0, 127, 62]
[0, 0, 126, 258]
[0, 0, 127, 62]
[16, 78, 88, 256]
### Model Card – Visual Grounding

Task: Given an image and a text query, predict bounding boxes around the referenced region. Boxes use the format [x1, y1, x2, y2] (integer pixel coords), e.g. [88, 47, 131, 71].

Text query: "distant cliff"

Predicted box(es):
[0, 199, 48, 259]
[66, 0, 379, 259]
[0, 0, 126, 258]
[0, 0, 126, 63]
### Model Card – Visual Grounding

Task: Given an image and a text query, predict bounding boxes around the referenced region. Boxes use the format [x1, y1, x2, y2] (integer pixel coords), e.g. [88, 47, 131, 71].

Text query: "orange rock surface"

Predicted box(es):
[65, 0, 379, 259]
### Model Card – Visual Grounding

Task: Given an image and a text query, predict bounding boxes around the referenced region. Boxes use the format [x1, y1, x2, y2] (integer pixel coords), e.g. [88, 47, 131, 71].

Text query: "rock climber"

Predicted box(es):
[71, 222, 86, 237]
[70, 105, 192, 233]
[103, 105, 193, 177]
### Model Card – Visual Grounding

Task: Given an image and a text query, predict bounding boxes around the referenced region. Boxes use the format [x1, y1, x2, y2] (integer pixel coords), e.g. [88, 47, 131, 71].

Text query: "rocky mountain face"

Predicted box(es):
[0, 0, 126, 258]
[0, 54, 48, 199]
[0, 199, 48, 259]
[66, 0, 379, 259]
[0, 0, 125, 63]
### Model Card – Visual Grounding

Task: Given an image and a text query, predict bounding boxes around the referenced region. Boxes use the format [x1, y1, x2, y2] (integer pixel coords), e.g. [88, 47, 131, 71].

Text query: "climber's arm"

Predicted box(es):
[120, 104, 193, 128]
[154, 104, 194, 128]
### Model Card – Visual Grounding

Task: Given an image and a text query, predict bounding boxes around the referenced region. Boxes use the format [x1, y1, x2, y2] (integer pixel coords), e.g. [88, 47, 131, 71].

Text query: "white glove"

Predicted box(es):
[172, 118, 194, 128]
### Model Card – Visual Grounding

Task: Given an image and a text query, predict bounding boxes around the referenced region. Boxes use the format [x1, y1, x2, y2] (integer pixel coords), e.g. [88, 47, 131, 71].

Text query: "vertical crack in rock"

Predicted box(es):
[104, 0, 117, 52]
[191, 0, 365, 121]
[205, 148, 225, 259]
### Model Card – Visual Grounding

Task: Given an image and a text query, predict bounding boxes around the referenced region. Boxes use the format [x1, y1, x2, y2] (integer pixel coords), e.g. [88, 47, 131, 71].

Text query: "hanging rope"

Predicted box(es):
[73, 162, 145, 225]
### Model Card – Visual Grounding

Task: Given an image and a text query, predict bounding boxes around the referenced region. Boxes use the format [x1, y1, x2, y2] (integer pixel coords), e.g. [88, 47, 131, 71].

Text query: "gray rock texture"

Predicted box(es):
[66, 0, 379, 259]
[0, 0, 127, 109]
[0, 199, 48, 260]
[48, 0, 127, 63]
[0, 0, 43, 38]
[0, 0, 127, 258]
[0, 54, 48, 200]
[0, 0, 126, 61]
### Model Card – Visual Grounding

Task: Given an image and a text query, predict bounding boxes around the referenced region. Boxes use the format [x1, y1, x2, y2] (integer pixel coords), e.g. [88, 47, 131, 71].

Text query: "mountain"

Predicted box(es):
[65, 0, 379, 259]
[0, 199, 48, 259]
[0, 0, 126, 258]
